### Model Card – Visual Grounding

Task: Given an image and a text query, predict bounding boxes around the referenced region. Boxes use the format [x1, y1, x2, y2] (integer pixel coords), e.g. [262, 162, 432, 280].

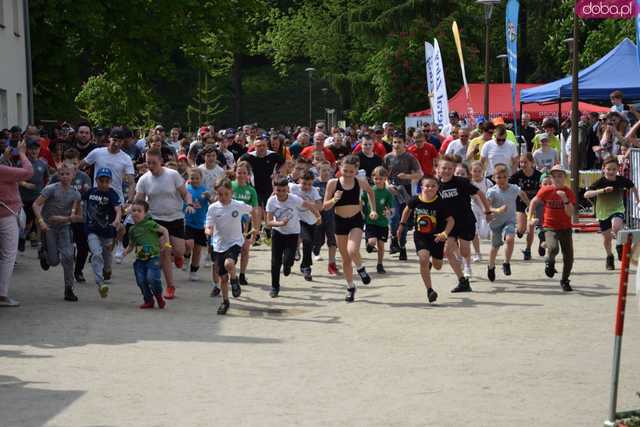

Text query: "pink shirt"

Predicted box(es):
[0, 157, 33, 218]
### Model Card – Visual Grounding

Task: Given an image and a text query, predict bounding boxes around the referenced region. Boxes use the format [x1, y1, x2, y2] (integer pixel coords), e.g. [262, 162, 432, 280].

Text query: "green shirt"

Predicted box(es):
[128, 217, 161, 260]
[232, 181, 258, 207]
[588, 175, 635, 221]
[361, 186, 394, 227]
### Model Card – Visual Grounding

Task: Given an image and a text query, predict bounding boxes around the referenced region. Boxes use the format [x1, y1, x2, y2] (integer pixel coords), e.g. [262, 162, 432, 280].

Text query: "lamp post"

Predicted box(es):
[321, 87, 329, 125]
[305, 67, 316, 129]
[496, 54, 508, 83]
[477, 0, 501, 120]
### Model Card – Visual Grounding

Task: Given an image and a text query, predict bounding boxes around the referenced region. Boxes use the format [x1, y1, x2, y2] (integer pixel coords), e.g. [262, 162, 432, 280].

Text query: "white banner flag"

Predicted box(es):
[424, 42, 436, 115]
[432, 39, 450, 132]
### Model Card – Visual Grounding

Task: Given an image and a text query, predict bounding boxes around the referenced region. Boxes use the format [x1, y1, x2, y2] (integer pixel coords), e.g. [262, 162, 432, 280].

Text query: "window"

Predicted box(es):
[12, 0, 19, 36]
[0, 89, 8, 129]
[16, 92, 23, 127]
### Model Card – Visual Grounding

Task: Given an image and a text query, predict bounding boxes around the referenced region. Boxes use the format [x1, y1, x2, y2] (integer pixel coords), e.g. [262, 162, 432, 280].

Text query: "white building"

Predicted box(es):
[0, 0, 29, 130]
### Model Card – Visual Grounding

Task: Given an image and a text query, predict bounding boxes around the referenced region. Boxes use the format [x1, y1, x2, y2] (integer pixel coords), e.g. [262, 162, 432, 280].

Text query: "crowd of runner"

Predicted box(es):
[1, 94, 639, 314]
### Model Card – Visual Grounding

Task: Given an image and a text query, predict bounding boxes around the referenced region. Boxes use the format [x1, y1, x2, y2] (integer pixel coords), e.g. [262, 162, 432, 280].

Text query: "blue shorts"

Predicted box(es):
[490, 222, 516, 248]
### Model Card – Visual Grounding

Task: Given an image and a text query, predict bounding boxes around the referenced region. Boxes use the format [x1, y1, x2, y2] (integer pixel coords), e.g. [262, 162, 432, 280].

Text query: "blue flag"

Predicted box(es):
[506, 0, 519, 136]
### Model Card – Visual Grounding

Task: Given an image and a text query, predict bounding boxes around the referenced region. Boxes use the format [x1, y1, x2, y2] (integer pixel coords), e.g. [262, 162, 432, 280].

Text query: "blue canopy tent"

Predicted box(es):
[521, 38, 640, 104]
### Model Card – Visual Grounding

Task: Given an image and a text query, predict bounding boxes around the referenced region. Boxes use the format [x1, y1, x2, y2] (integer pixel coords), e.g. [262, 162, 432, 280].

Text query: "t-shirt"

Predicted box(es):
[84, 187, 120, 237]
[407, 194, 451, 235]
[232, 181, 258, 207]
[121, 143, 142, 164]
[19, 159, 48, 202]
[535, 185, 576, 230]
[205, 199, 253, 252]
[589, 175, 635, 220]
[265, 194, 304, 235]
[466, 136, 488, 161]
[353, 142, 388, 159]
[198, 163, 225, 192]
[486, 184, 521, 226]
[239, 151, 285, 195]
[128, 216, 161, 260]
[532, 148, 558, 171]
[228, 142, 248, 160]
[313, 179, 329, 199]
[444, 139, 470, 162]
[470, 177, 494, 213]
[509, 169, 542, 201]
[328, 144, 351, 161]
[185, 184, 209, 229]
[73, 141, 97, 160]
[83, 147, 135, 203]
[289, 183, 321, 225]
[361, 186, 394, 227]
[135, 168, 185, 222]
[407, 143, 438, 176]
[438, 176, 479, 229]
[357, 152, 383, 180]
[532, 134, 561, 153]
[383, 151, 421, 188]
[480, 140, 518, 175]
[40, 182, 81, 227]
[300, 146, 337, 164]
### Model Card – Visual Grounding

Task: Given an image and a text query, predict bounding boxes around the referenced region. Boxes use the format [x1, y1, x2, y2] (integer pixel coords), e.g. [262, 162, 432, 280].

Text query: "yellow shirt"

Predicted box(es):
[466, 136, 488, 161]
[506, 129, 517, 145]
[531, 134, 561, 152]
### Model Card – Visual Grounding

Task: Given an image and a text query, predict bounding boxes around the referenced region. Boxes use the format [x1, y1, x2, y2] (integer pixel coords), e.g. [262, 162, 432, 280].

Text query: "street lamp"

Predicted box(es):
[477, 0, 501, 120]
[496, 54, 508, 83]
[305, 67, 316, 128]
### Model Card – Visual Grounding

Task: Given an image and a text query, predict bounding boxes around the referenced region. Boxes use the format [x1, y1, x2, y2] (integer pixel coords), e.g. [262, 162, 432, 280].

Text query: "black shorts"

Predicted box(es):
[257, 190, 272, 208]
[450, 222, 476, 242]
[185, 225, 207, 247]
[414, 233, 445, 260]
[365, 224, 389, 242]
[516, 199, 528, 213]
[154, 218, 185, 239]
[335, 212, 364, 235]
[599, 212, 625, 232]
[212, 245, 242, 276]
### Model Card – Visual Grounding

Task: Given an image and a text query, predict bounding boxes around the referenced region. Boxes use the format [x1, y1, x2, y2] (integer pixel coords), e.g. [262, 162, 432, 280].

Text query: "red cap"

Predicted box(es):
[199, 126, 209, 136]
[177, 154, 188, 161]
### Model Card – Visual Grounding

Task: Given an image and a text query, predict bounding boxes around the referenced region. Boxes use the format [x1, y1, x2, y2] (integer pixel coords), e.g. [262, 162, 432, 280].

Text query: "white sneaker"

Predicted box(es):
[114, 242, 124, 264]
[189, 271, 199, 281]
[314, 254, 323, 262]
[204, 259, 211, 268]
[472, 254, 481, 263]
[463, 264, 472, 278]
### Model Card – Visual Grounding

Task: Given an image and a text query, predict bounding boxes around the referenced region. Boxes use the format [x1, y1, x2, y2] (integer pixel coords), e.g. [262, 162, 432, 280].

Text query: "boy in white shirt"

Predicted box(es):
[289, 172, 322, 281]
[198, 146, 225, 192]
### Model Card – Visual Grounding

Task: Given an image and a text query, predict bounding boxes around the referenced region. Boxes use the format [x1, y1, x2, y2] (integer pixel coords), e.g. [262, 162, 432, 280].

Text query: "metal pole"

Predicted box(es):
[23, 0, 33, 125]
[570, 10, 580, 222]
[483, 17, 491, 120]
[604, 233, 633, 427]
[308, 74, 313, 129]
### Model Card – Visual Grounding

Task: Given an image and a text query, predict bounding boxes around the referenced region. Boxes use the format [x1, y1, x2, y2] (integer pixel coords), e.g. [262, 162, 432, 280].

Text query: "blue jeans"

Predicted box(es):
[390, 201, 408, 247]
[133, 257, 163, 302]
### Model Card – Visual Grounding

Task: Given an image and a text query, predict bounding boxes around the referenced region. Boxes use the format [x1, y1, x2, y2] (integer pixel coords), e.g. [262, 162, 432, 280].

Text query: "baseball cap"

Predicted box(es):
[26, 138, 40, 148]
[492, 117, 505, 126]
[9, 125, 22, 134]
[225, 128, 236, 137]
[539, 172, 550, 183]
[96, 168, 113, 179]
[198, 126, 209, 136]
[382, 122, 393, 129]
[177, 154, 188, 162]
[539, 132, 549, 141]
[550, 164, 567, 175]
[154, 124, 165, 131]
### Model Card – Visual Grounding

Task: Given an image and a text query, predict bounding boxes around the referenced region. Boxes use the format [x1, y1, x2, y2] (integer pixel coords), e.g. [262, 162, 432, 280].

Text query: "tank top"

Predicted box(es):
[335, 178, 360, 207]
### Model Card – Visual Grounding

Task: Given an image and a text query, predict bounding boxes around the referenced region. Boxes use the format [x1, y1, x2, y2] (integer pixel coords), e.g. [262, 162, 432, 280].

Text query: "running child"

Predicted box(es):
[231, 161, 259, 286]
[469, 160, 493, 261]
[123, 200, 169, 309]
[453, 162, 474, 277]
[289, 171, 322, 281]
[362, 166, 394, 274]
[508, 154, 542, 260]
[312, 161, 339, 275]
[18, 138, 48, 251]
[205, 177, 259, 314]
[84, 168, 121, 297]
[584, 156, 639, 270]
[485, 164, 530, 281]
[266, 178, 318, 297]
[33, 162, 83, 301]
[184, 168, 210, 281]
[398, 175, 454, 303]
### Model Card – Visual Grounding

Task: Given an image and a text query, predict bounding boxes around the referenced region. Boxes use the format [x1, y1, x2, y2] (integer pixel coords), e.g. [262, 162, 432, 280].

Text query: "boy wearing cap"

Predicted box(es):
[528, 165, 576, 292]
[84, 168, 121, 297]
[532, 133, 559, 172]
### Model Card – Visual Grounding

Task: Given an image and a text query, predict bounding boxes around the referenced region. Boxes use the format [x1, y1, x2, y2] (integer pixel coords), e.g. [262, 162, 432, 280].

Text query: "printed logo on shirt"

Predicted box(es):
[232, 210, 239, 218]
[439, 188, 459, 199]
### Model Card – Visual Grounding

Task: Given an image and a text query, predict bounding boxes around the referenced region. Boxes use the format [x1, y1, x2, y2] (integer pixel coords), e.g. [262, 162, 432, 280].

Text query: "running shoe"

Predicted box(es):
[239, 273, 248, 286]
[303, 267, 312, 282]
[522, 248, 532, 261]
[283, 263, 292, 277]
[606, 255, 615, 271]
[357, 267, 371, 285]
[389, 239, 400, 255]
[231, 277, 241, 298]
[451, 277, 472, 293]
[399, 248, 408, 261]
[427, 288, 438, 303]
[38, 246, 49, 271]
[544, 262, 557, 278]
[345, 287, 356, 303]
[64, 288, 78, 302]
[366, 244, 375, 253]
[327, 262, 338, 275]
[114, 242, 124, 264]
[0, 297, 20, 307]
[376, 263, 386, 274]
[560, 279, 573, 292]
[139, 300, 155, 309]
[471, 253, 481, 263]
[189, 271, 200, 281]
[270, 286, 279, 298]
[164, 285, 176, 299]
[217, 300, 230, 315]
[314, 254, 323, 262]
[99, 284, 109, 298]
[155, 293, 166, 309]
[502, 262, 511, 276]
[487, 266, 496, 282]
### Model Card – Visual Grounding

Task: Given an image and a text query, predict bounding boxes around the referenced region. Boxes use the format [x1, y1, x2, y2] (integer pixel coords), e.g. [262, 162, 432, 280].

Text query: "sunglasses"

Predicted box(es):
[496, 138, 506, 142]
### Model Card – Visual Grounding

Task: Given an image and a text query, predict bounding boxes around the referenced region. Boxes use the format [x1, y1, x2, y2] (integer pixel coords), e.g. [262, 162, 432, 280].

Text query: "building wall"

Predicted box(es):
[0, 0, 28, 130]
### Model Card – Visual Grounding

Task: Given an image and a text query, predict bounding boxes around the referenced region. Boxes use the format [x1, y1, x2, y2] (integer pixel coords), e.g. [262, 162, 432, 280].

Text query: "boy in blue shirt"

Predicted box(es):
[184, 168, 210, 281]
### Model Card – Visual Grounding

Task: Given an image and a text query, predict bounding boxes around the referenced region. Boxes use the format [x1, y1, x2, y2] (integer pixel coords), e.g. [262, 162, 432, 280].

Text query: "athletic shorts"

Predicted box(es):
[414, 233, 444, 260]
[365, 224, 389, 242]
[212, 244, 242, 276]
[154, 218, 185, 239]
[335, 212, 364, 236]
[257, 190, 272, 208]
[490, 222, 516, 248]
[516, 199, 528, 213]
[599, 212, 625, 232]
[450, 221, 476, 242]
[185, 225, 207, 247]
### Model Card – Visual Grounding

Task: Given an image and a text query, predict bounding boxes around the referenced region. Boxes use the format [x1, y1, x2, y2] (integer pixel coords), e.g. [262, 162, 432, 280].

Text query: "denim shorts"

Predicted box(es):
[490, 222, 516, 248]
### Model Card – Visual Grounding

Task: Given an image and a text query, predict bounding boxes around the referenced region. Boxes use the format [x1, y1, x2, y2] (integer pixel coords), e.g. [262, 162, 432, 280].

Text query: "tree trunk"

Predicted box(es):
[231, 53, 243, 126]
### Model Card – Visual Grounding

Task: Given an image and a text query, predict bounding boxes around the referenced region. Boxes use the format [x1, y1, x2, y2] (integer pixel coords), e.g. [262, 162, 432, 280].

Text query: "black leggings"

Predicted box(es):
[300, 222, 316, 270]
[72, 222, 89, 275]
[271, 230, 299, 288]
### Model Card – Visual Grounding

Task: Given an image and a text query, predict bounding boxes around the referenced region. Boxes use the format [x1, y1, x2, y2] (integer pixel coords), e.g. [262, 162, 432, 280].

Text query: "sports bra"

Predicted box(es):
[335, 178, 360, 207]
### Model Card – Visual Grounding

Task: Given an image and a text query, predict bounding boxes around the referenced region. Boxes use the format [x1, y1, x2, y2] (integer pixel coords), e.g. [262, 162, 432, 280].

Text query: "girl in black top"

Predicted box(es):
[509, 154, 542, 260]
[324, 155, 378, 302]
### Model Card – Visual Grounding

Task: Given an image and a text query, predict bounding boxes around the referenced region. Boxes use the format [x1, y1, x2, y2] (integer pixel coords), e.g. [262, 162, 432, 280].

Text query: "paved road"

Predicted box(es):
[1, 233, 639, 426]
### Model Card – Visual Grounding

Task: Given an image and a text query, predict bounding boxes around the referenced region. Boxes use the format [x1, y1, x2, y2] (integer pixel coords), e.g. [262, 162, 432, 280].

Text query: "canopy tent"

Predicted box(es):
[521, 38, 640, 103]
[408, 83, 608, 120]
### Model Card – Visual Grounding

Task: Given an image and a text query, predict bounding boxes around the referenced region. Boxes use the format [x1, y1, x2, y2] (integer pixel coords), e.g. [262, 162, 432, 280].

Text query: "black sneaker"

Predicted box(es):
[18, 238, 25, 252]
[544, 261, 557, 278]
[210, 285, 221, 297]
[606, 255, 615, 271]
[516, 231, 524, 239]
[376, 263, 386, 274]
[538, 241, 546, 257]
[451, 277, 472, 293]
[616, 244, 623, 261]
[270, 286, 279, 298]
[64, 288, 78, 302]
[389, 238, 400, 255]
[74, 271, 86, 283]
[399, 248, 407, 261]
[560, 279, 573, 292]
[357, 267, 371, 285]
[345, 287, 356, 302]
[239, 273, 248, 286]
[217, 300, 230, 315]
[522, 249, 531, 261]
[103, 269, 112, 282]
[283, 263, 292, 277]
[38, 247, 49, 271]
[502, 262, 511, 276]
[366, 244, 375, 253]
[303, 267, 312, 282]
[487, 266, 496, 282]
[427, 288, 438, 303]
[231, 277, 241, 298]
